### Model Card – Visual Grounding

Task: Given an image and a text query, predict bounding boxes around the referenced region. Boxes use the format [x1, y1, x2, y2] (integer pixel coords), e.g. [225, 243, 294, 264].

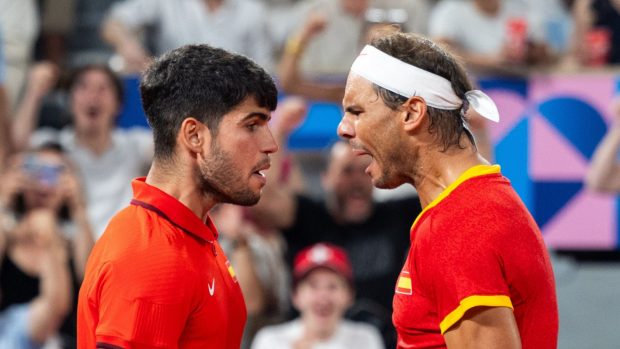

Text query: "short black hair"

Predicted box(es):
[67, 64, 124, 105]
[369, 33, 475, 151]
[140, 44, 278, 161]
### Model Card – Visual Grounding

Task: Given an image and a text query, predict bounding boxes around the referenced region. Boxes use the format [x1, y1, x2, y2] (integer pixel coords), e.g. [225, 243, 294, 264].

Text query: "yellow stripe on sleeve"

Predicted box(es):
[439, 295, 513, 334]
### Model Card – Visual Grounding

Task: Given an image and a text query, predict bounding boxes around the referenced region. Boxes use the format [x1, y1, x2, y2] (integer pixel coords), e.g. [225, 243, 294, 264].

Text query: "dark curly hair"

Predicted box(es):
[140, 44, 278, 161]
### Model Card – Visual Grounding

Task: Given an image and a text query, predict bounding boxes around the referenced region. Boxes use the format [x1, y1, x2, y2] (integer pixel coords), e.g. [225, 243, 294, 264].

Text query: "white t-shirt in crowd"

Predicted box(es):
[32, 127, 153, 239]
[429, 0, 543, 56]
[251, 319, 384, 349]
[108, 0, 273, 70]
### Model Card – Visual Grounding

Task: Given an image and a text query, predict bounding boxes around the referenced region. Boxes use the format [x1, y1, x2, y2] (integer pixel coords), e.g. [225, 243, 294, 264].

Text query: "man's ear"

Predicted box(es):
[179, 117, 210, 154]
[401, 96, 427, 133]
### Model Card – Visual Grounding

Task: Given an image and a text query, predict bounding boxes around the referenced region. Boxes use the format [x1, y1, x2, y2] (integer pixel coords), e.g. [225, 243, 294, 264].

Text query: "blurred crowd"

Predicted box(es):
[0, 0, 620, 348]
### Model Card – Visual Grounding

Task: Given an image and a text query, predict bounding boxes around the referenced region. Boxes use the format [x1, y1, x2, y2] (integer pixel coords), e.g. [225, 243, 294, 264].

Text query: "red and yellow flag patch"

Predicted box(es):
[395, 271, 412, 295]
[225, 260, 238, 283]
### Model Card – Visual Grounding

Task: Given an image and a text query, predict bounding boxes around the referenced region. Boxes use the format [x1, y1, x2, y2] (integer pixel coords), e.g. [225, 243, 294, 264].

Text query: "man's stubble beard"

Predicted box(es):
[197, 141, 260, 206]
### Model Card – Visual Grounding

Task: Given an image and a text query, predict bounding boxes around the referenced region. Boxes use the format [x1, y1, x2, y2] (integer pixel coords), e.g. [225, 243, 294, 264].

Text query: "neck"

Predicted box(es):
[145, 159, 218, 221]
[75, 129, 112, 156]
[410, 142, 489, 208]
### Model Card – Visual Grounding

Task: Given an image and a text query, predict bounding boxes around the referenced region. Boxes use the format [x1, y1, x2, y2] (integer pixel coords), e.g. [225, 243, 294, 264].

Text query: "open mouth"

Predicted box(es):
[251, 161, 270, 186]
[312, 304, 336, 318]
[86, 106, 101, 119]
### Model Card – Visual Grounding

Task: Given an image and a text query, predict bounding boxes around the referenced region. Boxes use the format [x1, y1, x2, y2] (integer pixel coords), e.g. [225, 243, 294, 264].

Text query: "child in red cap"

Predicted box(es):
[251, 243, 384, 349]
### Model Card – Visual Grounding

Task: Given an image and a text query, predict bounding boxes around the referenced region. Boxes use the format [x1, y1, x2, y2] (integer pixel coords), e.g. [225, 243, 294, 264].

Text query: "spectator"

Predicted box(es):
[0, 27, 11, 170]
[586, 100, 620, 192]
[252, 243, 384, 349]
[0, 144, 91, 348]
[67, 0, 125, 67]
[521, 0, 573, 56]
[567, 0, 620, 67]
[252, 139, 422, 348]
[12, 63, 153, 239]
[38, 0, 76, 67]
[278, 0, 429, 102]
[102, 0, 274, 73]
[429, 0, 553, 75]
[0, 208, 72, 349]
[0, 0, 39, 110]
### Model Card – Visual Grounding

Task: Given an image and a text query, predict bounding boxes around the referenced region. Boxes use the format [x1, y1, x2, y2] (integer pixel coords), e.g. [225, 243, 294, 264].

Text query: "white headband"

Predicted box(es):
[350, 45, 499, 122]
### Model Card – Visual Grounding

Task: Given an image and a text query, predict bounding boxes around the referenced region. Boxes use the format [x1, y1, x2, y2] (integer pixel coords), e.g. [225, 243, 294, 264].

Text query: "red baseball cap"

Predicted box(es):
[293, 243, 354, 287]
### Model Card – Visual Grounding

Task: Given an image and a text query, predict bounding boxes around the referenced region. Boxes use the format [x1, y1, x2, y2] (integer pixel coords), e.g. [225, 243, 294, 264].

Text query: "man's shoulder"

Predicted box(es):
[87, 205, 201, 296]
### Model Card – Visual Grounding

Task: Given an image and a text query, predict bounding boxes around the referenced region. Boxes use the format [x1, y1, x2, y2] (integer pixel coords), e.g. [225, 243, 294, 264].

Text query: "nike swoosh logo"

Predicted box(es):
[208, 278, 215, 296]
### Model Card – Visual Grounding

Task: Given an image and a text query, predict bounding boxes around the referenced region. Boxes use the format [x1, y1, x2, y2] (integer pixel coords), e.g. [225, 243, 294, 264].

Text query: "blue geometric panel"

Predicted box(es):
[495, 118, 531, 210]
[479, 78, 528, 98]
[538, 97, 607, 160]
[532, 181, 583, 229]
[288, 102, 342, 150]
[117, 75, 150, 129]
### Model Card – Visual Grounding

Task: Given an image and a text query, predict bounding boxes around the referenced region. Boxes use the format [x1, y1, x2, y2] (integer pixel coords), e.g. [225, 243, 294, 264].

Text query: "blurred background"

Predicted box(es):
[1, 0, 619, 348]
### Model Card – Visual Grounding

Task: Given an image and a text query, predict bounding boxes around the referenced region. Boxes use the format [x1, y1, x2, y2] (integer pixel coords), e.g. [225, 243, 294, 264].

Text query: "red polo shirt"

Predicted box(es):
[77, 178, 247, 349]
[393, 165, 558, 348]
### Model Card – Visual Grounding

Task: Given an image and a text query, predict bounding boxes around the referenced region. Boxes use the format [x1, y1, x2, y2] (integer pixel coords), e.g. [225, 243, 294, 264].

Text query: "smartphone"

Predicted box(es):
[22, 155, 64, 187]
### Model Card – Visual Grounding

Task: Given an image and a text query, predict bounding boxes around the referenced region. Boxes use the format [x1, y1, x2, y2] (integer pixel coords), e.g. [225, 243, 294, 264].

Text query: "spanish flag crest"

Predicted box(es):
[226, 260, 238, 283]
[395, 271, 412, 295]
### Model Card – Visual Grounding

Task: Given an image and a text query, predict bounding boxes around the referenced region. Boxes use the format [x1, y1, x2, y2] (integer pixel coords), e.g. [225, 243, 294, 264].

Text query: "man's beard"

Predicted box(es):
[197, 142, 260, 206]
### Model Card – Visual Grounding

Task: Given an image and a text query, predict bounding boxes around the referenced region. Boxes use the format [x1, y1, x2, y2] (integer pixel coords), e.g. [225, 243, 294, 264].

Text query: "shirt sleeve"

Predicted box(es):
[107, 0, 161, 30]
[418, 210, 513, 334]
[90, 261, 193, 348]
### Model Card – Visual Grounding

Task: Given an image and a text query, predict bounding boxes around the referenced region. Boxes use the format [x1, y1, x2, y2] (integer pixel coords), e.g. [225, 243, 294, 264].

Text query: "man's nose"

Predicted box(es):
[262, 128, 279, 154]
[337, 114, 355, 139]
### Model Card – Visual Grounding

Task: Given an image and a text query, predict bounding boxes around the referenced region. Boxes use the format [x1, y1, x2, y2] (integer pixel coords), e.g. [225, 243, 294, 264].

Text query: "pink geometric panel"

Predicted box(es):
[529, 75, 616, 124]
[485, 90, 527, 144]
[543, 190, 616, 249]
[530, 115, 589, 181]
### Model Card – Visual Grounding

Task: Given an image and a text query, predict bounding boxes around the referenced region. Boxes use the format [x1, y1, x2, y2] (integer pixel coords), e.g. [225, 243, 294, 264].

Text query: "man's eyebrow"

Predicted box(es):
[241, 112, 270, 122]
[345, 105, 362, 113]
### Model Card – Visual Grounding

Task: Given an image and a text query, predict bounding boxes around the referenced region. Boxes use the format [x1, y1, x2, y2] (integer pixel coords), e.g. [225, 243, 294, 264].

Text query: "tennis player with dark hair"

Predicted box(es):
[338, 32, 558, 349]
[77, 44, 279, 349]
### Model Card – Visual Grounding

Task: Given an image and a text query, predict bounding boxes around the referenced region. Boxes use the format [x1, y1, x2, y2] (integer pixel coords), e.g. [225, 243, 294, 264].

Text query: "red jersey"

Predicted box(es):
[393, 165, 558, 349]
[77, 178, 247, 349]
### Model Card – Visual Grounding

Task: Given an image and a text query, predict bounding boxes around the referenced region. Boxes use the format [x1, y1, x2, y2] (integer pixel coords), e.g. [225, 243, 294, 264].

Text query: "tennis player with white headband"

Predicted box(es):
[338, 32, 558, 349]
